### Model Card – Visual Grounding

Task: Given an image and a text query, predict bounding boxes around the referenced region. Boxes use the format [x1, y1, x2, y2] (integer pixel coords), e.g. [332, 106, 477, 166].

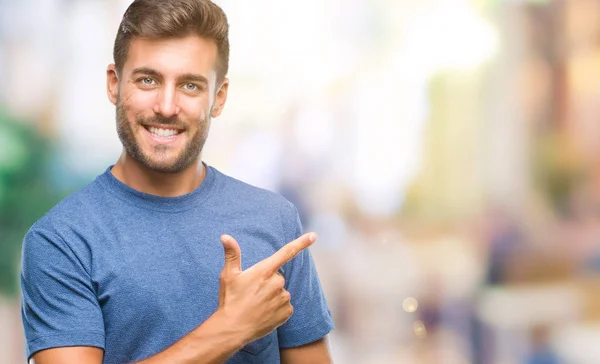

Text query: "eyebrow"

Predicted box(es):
[179, 73, 209, 87]
[131, 67, 209, 87]
[131, 67, 161, 78]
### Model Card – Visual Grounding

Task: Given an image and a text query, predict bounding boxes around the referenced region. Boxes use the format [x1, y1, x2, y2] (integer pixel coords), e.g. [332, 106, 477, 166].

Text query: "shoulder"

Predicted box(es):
[210, 166, 298, 214]
[25, 177, 104, 246]
[209, 167, 302, 241]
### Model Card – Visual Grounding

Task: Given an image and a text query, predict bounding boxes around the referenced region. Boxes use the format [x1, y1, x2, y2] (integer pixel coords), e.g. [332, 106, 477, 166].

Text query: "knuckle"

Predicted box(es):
[220, 272, 235, 285]
[276, 274, 286, 288]
[282, 290, 291, 302]
[287, 304, 294, 317]
[288, 249, 297, 260]
[260, 267, 272, 279]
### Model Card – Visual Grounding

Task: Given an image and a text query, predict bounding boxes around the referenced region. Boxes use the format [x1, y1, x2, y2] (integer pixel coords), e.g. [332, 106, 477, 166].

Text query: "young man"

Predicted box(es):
[20, 1, 334, 363]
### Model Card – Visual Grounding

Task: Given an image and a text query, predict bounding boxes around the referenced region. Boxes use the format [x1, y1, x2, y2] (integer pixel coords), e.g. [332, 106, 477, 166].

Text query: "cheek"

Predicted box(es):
[180, 99, 210, 123]
[120, 93, 156, 121]
[120, 84, 155, 106]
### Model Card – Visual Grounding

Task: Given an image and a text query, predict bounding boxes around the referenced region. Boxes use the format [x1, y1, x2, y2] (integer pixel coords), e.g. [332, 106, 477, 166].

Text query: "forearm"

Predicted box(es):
[135, 310, 247, 364]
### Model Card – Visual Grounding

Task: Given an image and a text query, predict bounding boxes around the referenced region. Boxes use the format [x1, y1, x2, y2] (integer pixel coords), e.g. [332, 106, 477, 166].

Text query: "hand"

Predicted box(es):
[218, 232, 317, 343]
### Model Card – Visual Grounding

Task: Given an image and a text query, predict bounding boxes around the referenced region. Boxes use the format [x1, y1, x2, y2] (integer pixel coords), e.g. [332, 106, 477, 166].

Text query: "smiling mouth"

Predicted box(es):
[143, 125, 184, 138]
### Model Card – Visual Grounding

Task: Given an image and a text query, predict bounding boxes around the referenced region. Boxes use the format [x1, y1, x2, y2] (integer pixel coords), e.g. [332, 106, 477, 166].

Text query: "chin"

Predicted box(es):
[142, 160, 185, 174]
[137, 152, 197, 174]
[144, 164, 187, 174]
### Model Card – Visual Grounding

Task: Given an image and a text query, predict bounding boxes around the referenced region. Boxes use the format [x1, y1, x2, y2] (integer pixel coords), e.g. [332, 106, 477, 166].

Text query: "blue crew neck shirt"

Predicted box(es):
[20, 164, 334, 364]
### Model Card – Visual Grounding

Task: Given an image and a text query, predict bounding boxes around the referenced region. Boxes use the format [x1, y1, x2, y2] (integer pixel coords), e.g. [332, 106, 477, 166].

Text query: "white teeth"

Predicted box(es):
[149, 127, 178, 138]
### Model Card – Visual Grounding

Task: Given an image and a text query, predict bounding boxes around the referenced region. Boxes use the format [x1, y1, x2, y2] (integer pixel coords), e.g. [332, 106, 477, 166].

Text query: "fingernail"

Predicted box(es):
[308, 233, 317, 242]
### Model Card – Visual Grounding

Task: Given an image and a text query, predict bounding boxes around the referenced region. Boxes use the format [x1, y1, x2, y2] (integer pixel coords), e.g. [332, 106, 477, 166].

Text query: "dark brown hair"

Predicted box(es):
[113, 0, 230, 82]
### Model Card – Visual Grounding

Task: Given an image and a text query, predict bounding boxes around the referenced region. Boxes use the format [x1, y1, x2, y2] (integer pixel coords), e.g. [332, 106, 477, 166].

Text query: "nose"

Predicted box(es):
[153, 84, 180, 118]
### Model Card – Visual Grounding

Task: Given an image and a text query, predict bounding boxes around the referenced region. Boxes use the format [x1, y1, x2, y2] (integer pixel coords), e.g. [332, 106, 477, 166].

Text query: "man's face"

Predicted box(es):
[107, 35, 228, 174]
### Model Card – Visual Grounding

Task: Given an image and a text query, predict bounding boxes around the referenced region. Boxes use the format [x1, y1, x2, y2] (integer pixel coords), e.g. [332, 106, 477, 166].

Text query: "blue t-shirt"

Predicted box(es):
[20, 164, 334, 364]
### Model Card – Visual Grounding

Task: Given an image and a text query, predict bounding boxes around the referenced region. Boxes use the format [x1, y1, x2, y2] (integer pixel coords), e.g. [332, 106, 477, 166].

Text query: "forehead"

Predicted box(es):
[123, 35, 218, 77]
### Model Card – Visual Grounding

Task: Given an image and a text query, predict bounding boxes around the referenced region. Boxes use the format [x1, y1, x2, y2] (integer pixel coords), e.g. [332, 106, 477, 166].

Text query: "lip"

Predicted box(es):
[142, 123, 185, 132]
[143, 125, 185, 145]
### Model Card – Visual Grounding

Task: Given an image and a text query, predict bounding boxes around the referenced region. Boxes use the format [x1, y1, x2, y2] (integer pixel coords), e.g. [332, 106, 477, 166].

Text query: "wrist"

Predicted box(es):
[201, 309, 251, 351]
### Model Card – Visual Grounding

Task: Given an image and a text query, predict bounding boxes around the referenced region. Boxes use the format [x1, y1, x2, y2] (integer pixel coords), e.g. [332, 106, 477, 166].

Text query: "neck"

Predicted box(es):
[110, 152, 206, 197]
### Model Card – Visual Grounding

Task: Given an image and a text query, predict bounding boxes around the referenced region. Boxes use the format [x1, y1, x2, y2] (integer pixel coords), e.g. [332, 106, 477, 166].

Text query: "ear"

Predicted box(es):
[211, 77, 229, 118]
[106, 64, 119, 105]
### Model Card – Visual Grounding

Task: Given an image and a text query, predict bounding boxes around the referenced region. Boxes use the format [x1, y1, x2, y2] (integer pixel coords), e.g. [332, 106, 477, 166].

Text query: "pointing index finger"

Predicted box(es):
[261, 232, 317, 274]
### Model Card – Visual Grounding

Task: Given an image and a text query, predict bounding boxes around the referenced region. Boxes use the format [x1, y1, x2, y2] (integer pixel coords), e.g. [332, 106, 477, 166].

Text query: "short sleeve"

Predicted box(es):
[277, 201, 335, 348]
[20, 227, 105, 360]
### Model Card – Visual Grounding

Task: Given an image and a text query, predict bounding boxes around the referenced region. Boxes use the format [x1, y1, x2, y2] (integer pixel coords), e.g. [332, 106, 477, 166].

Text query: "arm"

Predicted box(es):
[30, 347, 103, 364]
[280, 336, 333, 364]
[30, 310, 245, 364]
[135, 310, 246, 364]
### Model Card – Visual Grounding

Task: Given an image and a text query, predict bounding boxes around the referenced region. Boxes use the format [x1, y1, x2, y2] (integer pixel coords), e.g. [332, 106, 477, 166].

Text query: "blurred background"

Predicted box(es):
[2, 0, 600, 362]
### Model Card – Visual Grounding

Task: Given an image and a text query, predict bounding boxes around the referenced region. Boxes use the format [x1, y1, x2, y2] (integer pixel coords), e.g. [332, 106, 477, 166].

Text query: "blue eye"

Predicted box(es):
[141, 78, 155, 85]
[184, 83, 198, 91]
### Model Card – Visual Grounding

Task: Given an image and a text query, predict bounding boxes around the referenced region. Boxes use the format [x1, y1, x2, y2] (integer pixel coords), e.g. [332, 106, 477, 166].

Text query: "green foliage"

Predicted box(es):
[0, 109, 62, 297]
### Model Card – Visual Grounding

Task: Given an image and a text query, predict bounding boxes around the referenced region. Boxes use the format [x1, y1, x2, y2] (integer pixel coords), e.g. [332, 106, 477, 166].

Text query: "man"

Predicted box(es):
[20, 0, 335, 363]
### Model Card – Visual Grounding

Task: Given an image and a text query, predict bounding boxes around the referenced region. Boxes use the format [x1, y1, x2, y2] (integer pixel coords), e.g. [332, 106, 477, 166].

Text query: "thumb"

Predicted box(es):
[220, 234, 242, 275]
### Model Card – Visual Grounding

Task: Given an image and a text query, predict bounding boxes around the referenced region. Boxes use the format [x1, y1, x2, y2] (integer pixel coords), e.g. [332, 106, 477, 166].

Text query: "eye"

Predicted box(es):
[139, 77, 156, 86]
[183, 83, 198, 91]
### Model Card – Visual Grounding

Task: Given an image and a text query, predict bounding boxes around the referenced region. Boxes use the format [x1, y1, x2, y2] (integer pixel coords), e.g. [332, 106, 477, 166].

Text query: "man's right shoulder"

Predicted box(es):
[29, 177, 105, 235]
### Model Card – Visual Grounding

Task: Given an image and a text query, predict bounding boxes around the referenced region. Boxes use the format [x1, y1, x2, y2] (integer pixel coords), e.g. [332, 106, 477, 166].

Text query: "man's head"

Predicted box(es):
[106, 0, 230, 174]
